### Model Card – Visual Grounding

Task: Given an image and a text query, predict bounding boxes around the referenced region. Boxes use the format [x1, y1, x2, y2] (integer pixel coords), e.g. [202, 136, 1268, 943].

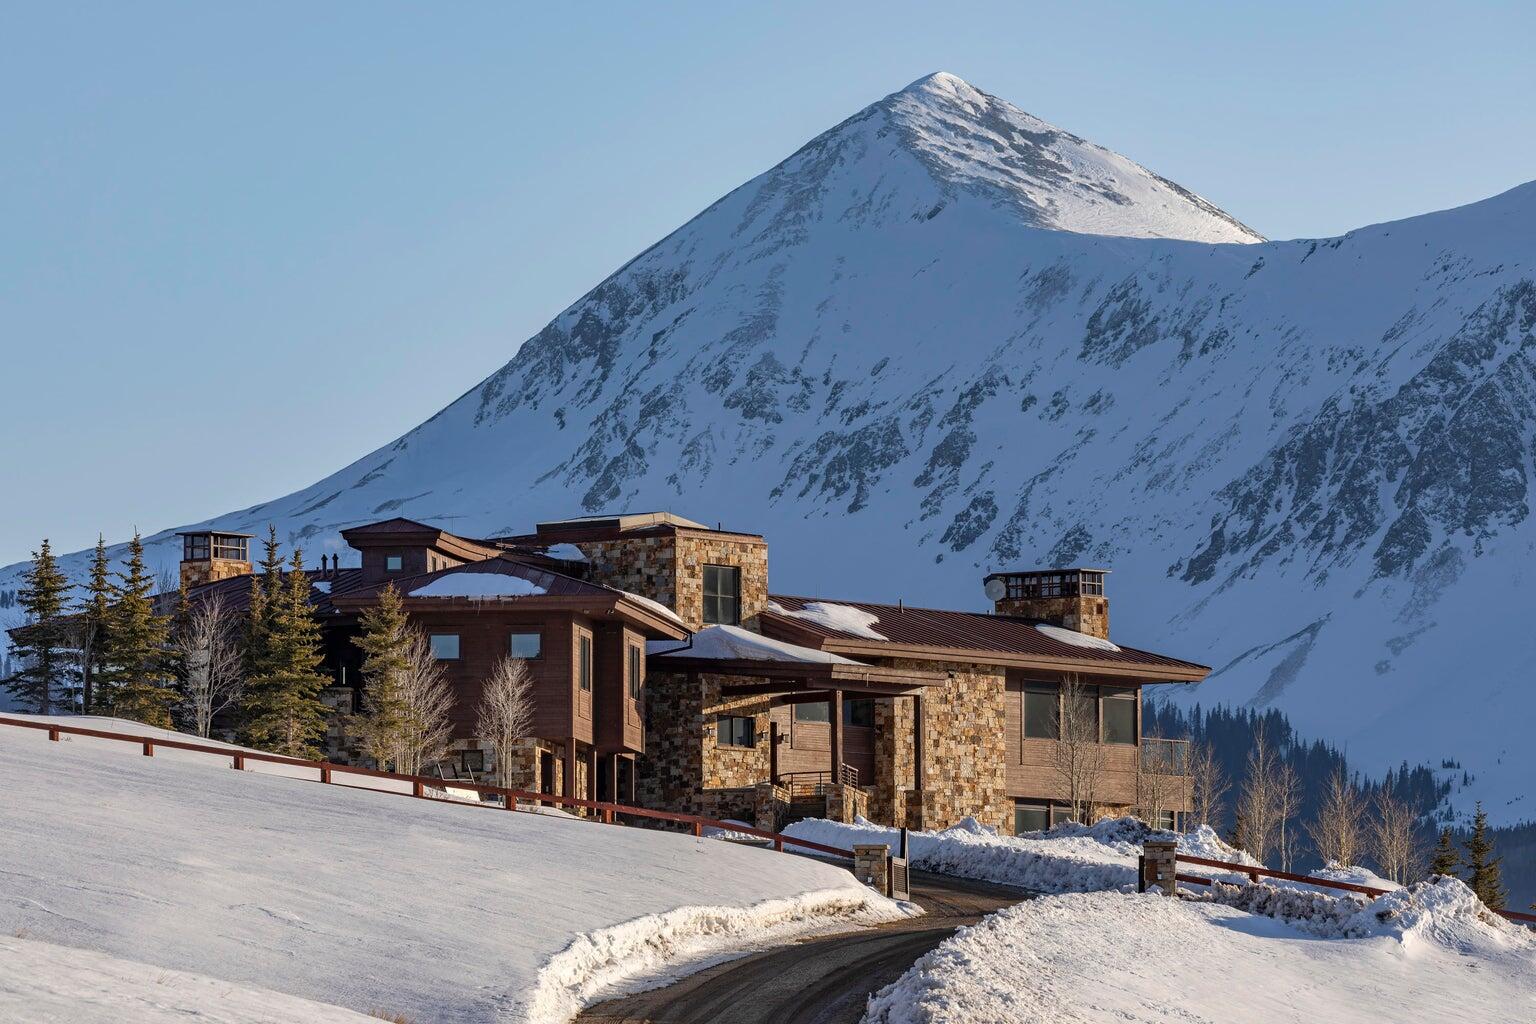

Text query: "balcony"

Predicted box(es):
[1139, 737, 1190, 776]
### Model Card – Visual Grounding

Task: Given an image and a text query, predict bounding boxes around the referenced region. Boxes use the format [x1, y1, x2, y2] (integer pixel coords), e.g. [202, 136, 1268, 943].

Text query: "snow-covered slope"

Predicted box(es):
[0, 722, 906, 1023]
[5, 72, 1535, 822]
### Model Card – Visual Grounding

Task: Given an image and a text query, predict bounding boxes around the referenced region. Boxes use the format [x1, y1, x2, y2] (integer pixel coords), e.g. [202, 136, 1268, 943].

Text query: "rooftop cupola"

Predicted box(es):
[177, 530, 254, 589]
[983, 568, 1110, 640]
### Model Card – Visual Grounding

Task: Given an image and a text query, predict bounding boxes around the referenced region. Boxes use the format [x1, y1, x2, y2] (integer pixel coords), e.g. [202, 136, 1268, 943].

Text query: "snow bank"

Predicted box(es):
[866, 890, 1536, 1024]
[648, 624, 864, 665]
[522, 887, 917, 1023]
[784, 815, 1256, 894]
[410, 572, 547, 597]
[767, 601, 887, 639]
[0, 933, 381, 1023]
[0, 723, 905, 1023]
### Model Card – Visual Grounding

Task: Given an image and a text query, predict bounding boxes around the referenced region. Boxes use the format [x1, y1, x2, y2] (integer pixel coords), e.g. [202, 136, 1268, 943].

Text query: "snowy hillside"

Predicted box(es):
[0, 721, 906, 1023]
[5, 71, 1536, 822]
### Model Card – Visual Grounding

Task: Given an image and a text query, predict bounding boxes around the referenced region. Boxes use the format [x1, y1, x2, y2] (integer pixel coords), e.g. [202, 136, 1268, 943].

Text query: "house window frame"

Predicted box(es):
[844, 699, 875, 727]
[429, 633, 460, 661]
[716, 715, 755, 748]
[1102, 686, 1138, 745]
[627, 645, 642, 699]
[793, 701, 830, 723]
[460, 749, 485, 775]
[184, 535, 211, 561]
[509, 631, 543, 660]
[577, 634, 592, 692]
[385, 554, 403, 573]
[702, 564, 741, 626]
[1022, 682, 1061, 740]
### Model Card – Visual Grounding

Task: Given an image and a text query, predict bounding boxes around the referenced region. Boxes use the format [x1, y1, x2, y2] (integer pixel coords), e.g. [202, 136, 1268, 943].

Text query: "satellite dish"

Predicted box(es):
[983, 578, 1006, 602]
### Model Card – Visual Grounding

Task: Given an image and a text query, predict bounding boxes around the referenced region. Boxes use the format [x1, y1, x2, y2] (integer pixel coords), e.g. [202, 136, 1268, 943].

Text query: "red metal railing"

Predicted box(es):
[1172, 851, 1536, 926]
[0, 715, 854, 862]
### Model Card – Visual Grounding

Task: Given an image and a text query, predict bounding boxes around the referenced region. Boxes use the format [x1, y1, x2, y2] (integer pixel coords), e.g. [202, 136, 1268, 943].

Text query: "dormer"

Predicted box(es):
[340, 518, 500, 583]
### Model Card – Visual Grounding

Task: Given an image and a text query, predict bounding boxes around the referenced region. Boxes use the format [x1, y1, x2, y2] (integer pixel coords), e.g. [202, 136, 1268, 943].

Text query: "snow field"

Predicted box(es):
[864, 884, 1536, 1024]
[0, 721, 909, 1024]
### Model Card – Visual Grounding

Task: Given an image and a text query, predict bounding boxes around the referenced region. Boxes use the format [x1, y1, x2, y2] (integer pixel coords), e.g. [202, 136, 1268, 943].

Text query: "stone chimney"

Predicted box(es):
[984, 568, 1110, 640]
[177, 531, 254, 589]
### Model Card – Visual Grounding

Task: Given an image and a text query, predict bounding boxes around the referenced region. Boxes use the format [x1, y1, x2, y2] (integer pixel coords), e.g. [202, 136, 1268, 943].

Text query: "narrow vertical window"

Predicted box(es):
[702, 564, 741, 625]
[1023, 683, 1060, 740]
[627, 645, 642, 699]
[578, 635, 592, 691]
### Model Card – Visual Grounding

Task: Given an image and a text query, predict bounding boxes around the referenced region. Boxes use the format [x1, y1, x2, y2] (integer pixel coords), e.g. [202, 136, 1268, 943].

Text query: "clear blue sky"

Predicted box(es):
[3, 1, 1533, 568]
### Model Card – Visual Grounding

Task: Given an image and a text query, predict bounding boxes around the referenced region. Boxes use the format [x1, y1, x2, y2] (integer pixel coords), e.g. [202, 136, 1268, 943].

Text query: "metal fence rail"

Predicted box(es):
[0, 715, 855, 862]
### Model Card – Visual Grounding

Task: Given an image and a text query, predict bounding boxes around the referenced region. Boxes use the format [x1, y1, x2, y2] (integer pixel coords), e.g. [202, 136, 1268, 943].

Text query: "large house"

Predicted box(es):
[80, 512, 1212, 834]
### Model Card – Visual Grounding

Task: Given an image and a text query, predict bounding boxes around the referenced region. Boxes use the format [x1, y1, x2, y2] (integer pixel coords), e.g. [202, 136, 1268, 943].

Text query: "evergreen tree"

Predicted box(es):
[241, 549, 329, 756]
[78, 535, 113, 713]
[351, 583, 411, 768]
[3, 539, 72, 713]
[1428, 826, 1460, 877]
[242, 526, 286, 684]
[101, 532, 175, 727]
[1463, 802, 1507, 911]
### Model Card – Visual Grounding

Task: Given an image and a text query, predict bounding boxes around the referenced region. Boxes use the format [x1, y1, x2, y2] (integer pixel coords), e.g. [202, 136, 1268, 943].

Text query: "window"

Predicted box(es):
[385, 555, 403, 572]
[717, 715, 755, 748]
[844, 699, 874, 727]
[794, 701, 829, 723]
[429, 634, 460, 660]
[460, 749, 485, 775]
[183, 535, 210, 561]
[1023, 683, 1060, 740]
[212, 535, 248, 560]
[578, 635, 592, 691]
[627, 645, 642, 699]
[1102, 686, 1137, 745]
[509, 632, 542, 659]
[702, 564, 741, 625]
[1153, 809, 1176, 830]
[1015, 801, 1049, 834]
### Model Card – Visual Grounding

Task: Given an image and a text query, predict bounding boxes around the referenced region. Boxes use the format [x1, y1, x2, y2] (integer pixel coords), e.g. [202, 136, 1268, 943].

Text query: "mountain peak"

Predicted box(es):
[872, 73, 1264, 244]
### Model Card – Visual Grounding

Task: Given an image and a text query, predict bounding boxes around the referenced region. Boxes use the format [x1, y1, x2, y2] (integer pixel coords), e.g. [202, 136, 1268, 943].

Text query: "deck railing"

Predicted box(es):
[1139, 737, 1190, 776]
[780, 764, 859, 799]
[0, 715, 855, 862]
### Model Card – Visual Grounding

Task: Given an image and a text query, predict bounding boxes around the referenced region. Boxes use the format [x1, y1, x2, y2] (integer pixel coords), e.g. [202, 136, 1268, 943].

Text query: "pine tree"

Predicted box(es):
[78, 535, 113, 713]
[3, 539, 72, 713]
[1428, 826, 1460, 877]
[241, 549, 329, 756]
[1463, 803, 1507, 911]
[352, 583, 411, 769]
[101, 532, 175, 728]
[242, 526, 286, 684]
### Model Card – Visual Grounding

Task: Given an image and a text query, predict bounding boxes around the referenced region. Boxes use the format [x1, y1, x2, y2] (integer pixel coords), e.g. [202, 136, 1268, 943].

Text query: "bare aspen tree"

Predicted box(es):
[394, 630, 455, 777]
[478, 656, 536, 789]
[1053, 674, 1104, 824]
[1307, 769, 1366, 867]
[1274, 758, 1303, 871]
[1189, 742, 1229, 829]
[1236, 724, 1280, 863]
[1136, 726, 1177, 827]
[174, 592, 243, 738]
[1370, 788, 1420, 884]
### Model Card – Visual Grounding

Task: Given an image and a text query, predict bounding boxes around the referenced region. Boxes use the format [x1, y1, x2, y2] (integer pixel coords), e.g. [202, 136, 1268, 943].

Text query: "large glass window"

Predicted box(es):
[183, 535, 210, 561]
[212, 535, 248, 560]
[717, 715, 755, 748]
[578, 636, 592, 691]
[509, 632, 542, 659]
[1103, 686, 1137, 745]
[1015, 801, 1049, 834]
[1023, 684, 1060, 740]
[702, 564, 741, 625]
[794, 701, 829, 723]
[627, 646, 642, 699]
[844, 699, 874, 727]
[429, 634, 460, 660]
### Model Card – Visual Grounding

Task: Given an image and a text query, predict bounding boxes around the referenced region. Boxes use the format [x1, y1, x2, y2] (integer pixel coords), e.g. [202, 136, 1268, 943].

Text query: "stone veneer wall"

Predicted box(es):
[872, 659, 1011, 835]
[179, 558, 253, 590]
[637, 669, 773, 814]
[994, 594, 1109, 640]
[575, 531, 768, 631]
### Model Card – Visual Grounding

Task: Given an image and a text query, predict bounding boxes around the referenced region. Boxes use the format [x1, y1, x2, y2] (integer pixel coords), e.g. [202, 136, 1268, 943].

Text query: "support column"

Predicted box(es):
[606, 753, 619, 805]
[563, 739, 577, 800]
[587, 745, 598, 810]
[768, 720, 780, 784]
[912, 695, 925, 793]
[830, 689, 844, 783]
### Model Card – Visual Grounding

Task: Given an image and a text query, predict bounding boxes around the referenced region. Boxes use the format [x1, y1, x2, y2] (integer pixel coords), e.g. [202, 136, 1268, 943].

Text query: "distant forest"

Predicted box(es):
[1146, 701, 1532, 910]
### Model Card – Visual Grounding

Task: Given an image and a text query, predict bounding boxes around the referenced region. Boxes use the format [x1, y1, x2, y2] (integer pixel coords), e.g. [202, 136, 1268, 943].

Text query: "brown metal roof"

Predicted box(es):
[762, 594, 1209, 681]
[336, 557, 613, 604]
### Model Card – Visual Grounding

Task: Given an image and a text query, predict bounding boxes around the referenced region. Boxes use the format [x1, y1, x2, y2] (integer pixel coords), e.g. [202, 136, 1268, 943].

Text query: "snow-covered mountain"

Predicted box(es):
[6, 72, 1534, 823]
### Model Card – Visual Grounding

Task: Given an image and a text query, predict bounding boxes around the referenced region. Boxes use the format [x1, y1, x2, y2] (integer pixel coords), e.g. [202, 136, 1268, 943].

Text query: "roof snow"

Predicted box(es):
[647, 625, 865, 665]
[621, 591, 686, 627]
[768, 600, 888, 640]
[543, 543, 587, 562]
[409, 572, 547, 599]
[1034, 623, 1121, 653]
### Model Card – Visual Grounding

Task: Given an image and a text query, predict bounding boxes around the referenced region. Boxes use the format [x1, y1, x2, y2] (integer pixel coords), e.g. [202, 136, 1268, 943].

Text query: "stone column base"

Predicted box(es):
[754, 783, 789, 832]
[825, 784, 870, 824]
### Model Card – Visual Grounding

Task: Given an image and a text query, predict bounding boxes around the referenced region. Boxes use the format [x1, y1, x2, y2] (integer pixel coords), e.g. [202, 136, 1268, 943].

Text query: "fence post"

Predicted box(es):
[774, 836, 784, 852]
[141, 741, 154, 757]
[47, 727, 60, 742]
[1143, 840, 1177, 896]
[504, 789, 516, 811]
[1137, 854, 1147, 893]
[693, 821, 703, 838]
[319, 767, 332, 784]
[232, 754, 244, 771]
[412, 780, 425, 798]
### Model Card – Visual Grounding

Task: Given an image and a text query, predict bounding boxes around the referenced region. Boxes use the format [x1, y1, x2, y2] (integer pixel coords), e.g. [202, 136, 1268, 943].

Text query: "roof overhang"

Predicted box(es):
[330, 592, 689, 640]
[653, 657, 945, 695]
